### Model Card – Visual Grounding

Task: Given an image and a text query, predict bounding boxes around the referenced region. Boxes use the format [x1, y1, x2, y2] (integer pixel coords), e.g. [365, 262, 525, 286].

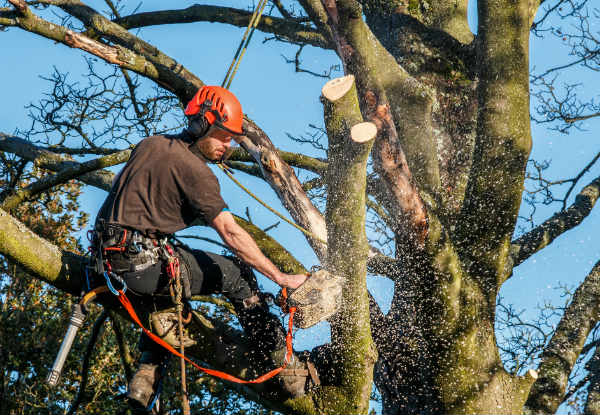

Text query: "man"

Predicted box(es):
[94, 86, 314, 411]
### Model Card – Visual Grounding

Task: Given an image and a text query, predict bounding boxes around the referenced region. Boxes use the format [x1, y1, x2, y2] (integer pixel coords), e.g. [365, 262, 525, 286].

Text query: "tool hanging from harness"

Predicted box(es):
[47, 222, 298, 389]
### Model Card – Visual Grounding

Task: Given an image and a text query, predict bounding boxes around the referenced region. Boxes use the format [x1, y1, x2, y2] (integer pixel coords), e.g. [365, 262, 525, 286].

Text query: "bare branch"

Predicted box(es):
[565, 111, 600, 123]
[526, 259, 600, 414]
[112, 4, 331, 49]
[0, 133, 114, 190]
[0, 149, 131, 211]
[511, 174, 600, 268]
[227, 146, 327, 175]
[281, 44, 340, 78]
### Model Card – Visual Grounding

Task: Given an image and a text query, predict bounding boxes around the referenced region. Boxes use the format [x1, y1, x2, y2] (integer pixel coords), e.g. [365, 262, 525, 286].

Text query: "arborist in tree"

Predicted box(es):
[92, 86, 318, 411]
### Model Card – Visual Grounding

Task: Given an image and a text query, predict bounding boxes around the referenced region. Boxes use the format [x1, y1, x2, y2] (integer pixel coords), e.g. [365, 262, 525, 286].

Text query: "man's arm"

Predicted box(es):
[211, 211, 308, 289]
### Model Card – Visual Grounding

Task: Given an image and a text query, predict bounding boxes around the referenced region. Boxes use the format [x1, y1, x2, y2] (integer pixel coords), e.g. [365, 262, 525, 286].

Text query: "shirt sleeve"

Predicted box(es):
[173, 157, 228, 224]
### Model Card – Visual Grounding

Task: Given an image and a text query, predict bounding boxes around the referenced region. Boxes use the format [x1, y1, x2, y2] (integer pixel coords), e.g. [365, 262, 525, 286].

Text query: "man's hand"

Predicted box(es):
[278, 273, 309, 290]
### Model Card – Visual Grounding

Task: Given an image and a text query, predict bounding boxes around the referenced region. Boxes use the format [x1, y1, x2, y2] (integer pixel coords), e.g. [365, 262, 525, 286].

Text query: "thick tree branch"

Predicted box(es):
[457, 0, 532, 285]
[319, 0, 436, 247]
[6, 5, 199, 102]
[0, 8, 18, 25]
[526, 259, 600, 414]
[322, 75, 377, 414]
[510, 175, 600, 269]
[112, 5, 332, 50]
[0, 207, 82, 295]
[412, 0, 473, 44]
[297, 0, 335, 41]
[240, 119, 329, 262]
[585, 344, 600, 414]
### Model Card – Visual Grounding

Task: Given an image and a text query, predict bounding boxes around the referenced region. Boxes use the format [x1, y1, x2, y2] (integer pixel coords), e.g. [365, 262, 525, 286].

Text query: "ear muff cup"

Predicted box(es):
[187, 114, 210, 140]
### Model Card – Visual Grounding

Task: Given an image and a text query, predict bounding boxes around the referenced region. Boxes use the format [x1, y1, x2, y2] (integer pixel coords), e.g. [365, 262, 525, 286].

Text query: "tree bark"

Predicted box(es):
[586, 345, 600, 414]
[526, 260, 600, 414]
[457, 0, 532, 288]
[113, 4, 331, 49]
[319, 75, 377, 414]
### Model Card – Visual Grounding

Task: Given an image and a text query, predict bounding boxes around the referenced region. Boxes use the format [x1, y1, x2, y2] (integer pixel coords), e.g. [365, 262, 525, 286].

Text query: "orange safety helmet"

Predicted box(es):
[184, 86, 244, 136]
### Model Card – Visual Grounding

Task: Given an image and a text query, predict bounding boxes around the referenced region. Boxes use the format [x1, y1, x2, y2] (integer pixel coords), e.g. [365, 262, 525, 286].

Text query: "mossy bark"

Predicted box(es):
[322, 76, 377, 414]
[457, 0, 532, 287]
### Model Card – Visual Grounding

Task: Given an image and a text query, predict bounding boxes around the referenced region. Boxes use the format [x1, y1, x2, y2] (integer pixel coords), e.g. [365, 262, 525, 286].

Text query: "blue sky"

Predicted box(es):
[1, 0, 599, 412]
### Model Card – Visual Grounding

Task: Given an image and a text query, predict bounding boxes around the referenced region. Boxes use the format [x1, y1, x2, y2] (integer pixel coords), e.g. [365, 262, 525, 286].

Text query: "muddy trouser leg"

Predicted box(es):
[178, 247, 287, 357]
[121, 263, 170, 410]
[118, 262, 172, 366]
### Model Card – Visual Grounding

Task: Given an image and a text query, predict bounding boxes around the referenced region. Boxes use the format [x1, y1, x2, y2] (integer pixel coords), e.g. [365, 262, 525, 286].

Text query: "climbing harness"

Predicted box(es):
[48, 225, 297, 414]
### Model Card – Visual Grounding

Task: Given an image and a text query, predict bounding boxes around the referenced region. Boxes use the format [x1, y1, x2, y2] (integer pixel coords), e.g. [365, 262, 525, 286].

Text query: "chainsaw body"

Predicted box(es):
[278, 270, 344, 329]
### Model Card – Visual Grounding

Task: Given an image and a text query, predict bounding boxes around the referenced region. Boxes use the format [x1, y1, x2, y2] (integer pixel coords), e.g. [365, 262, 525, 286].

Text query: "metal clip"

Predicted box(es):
[103, 271, 127, 295]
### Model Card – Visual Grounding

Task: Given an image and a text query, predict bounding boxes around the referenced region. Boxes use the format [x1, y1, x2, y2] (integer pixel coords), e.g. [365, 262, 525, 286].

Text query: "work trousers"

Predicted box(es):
[120, 244, 287, 364]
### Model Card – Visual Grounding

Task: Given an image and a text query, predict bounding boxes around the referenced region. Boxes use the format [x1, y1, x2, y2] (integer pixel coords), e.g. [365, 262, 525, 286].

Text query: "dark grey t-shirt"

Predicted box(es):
[96, 134, 227, 236]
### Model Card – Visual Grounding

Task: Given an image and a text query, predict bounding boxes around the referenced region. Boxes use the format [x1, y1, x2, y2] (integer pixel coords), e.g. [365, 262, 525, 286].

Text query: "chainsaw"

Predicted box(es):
[277, 270, 344, 329]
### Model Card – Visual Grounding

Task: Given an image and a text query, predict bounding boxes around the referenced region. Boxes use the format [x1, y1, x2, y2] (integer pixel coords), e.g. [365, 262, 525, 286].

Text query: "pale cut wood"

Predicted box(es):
[351, 122, 377, 143]
[65, 30, 124, 65]
[322, 75, 355, 102]
[527, 369, 538, 380]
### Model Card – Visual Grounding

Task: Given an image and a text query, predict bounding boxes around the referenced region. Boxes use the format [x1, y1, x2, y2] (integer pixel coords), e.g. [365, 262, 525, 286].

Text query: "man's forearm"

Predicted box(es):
[212, 213, 283, 285]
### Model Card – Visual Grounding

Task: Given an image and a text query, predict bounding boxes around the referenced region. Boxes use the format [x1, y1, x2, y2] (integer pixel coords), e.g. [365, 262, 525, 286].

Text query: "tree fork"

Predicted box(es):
[318, 0, 436, 247]
[320, 75, 377, 414]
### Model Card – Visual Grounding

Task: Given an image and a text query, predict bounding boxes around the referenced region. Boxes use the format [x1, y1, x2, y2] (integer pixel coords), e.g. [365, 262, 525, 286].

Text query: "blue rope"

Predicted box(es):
[84, 267, 91, 292]
[103, 272, 127, 296]
[146, 360, 168, 412]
